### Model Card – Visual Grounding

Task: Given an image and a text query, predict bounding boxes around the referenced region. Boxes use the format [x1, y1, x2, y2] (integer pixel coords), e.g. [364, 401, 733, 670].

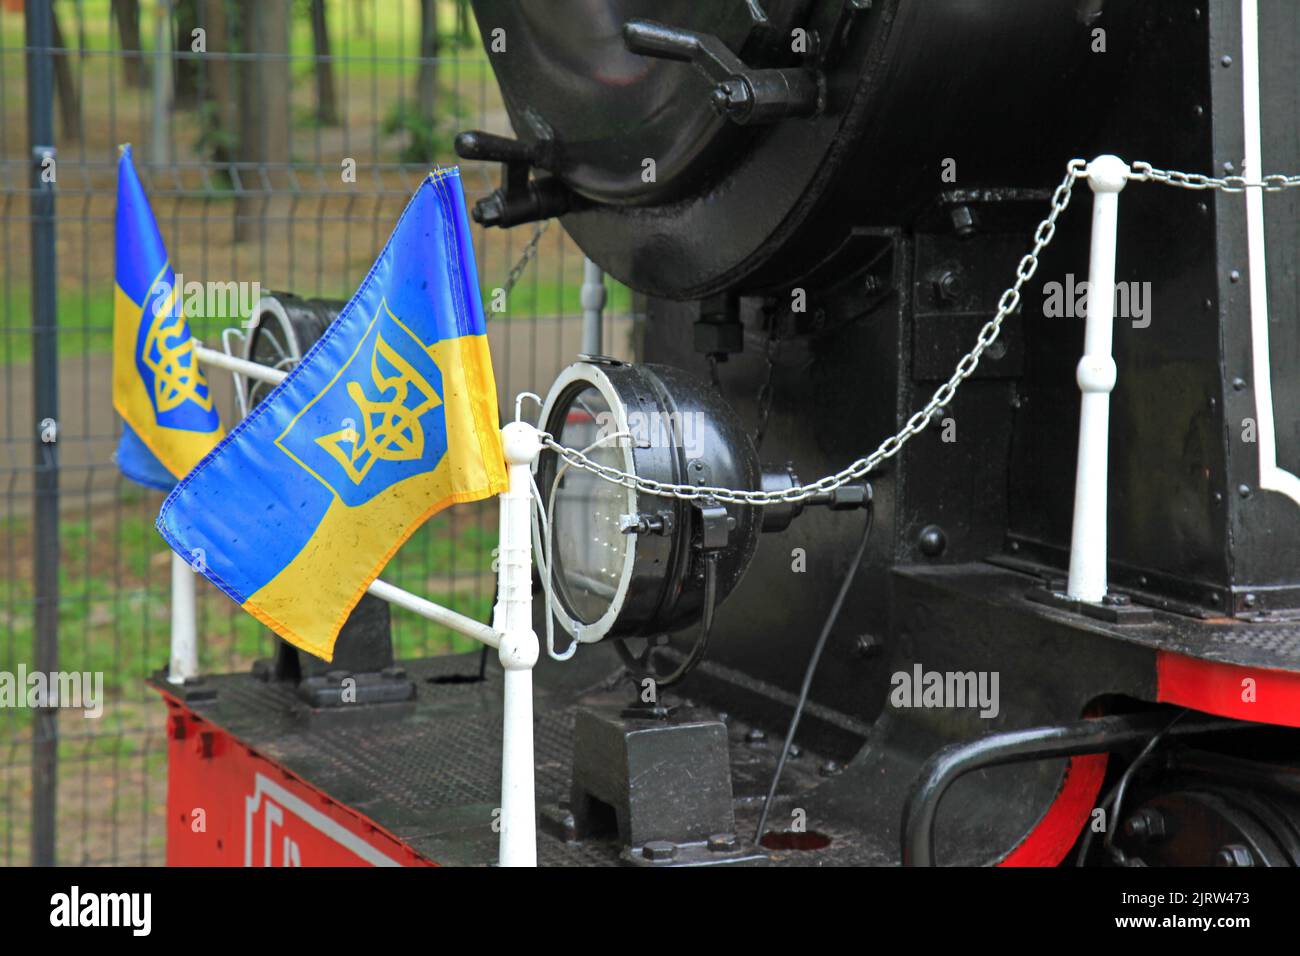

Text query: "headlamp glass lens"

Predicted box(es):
[553, 386, 628, 625]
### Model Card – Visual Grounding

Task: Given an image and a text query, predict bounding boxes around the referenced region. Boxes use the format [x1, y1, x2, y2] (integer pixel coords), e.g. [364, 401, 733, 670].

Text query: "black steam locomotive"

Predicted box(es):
[165, 0, 1300, 867]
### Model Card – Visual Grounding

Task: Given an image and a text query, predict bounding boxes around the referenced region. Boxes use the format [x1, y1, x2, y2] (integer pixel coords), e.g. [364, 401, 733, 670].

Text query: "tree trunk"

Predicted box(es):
[111, 0, 146, 88]
[310, 0, 338, 126]
[235, 0, 291, 241]
[417, 0, 439, 123]
[201, 0, 237, 168]
[457, 0, 473, 47]
[50, 2, 81, 142]
[173, 0, 200, 108]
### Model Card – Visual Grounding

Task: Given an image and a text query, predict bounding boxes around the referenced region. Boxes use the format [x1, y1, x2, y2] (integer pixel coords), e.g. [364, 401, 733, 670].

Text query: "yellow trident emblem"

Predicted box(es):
[143, 288, 213, 414]
[315, 323, 443, 486]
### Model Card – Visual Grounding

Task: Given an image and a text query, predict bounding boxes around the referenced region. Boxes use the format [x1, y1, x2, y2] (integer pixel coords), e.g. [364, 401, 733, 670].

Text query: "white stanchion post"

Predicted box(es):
[1066, 155, 1130, 603]
[495, 421, 542, 867]
[168, 551, 198, 684]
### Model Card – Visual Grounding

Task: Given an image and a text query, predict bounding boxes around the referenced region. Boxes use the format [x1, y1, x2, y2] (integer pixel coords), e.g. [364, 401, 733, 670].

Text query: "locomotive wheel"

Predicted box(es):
[1114, 788, 1300, 867]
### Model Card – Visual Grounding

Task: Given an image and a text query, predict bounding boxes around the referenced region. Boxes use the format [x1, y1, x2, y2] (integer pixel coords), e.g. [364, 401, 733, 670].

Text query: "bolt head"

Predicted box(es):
[1123, 808, 1167, 842]
[934, 270, 964, 303]
[1215, 844, 1254, 867]
[949, 205, 977, 237]
[855, 634, 882, 659]
[707, 832, 739, 852]
[643, 840, 677, 862]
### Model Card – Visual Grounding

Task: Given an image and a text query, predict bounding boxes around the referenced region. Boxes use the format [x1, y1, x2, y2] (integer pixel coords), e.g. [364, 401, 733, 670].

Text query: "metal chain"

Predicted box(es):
[1131, 161, 1300, 193]
[499, 218, 551, 299]
[539, 157, 1300, 507]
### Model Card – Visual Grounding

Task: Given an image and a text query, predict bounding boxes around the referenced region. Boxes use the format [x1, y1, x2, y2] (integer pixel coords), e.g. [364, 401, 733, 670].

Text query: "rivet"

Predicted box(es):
[918, 525, 947, 558]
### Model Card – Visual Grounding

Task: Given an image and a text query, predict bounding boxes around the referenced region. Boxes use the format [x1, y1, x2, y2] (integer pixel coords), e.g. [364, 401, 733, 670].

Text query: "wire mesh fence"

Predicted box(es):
[1, 0, 639, 866]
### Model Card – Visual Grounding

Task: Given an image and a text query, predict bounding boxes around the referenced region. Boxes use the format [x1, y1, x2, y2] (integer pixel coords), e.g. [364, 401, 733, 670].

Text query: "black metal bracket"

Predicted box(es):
[1025, 583, 1156, 625]
[251, 593, 416, 708]
[623, 19, 821, 125]
[453, 129, 578, 228]
[694, 292, 744, 360]
[695, 499, 735, 552]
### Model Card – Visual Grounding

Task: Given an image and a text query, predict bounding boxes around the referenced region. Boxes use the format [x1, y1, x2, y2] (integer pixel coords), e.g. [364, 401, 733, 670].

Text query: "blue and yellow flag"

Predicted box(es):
[113, 145, 223, 489]
[157, 169, 507, 660]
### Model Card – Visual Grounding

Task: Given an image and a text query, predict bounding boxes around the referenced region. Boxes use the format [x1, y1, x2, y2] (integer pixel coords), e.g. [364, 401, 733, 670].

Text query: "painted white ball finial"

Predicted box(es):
[1087, 154, 1131, 193]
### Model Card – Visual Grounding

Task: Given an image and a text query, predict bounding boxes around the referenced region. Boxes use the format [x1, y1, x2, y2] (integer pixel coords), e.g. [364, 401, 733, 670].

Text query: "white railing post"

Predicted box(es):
[168, 551, 198, 683]
[495, 420, 542, 867]
[1066, 155, 1130, 603]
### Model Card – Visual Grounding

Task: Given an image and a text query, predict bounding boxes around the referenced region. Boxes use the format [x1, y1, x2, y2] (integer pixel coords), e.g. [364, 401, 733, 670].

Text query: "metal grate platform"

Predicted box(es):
[155, 653, 878, 866]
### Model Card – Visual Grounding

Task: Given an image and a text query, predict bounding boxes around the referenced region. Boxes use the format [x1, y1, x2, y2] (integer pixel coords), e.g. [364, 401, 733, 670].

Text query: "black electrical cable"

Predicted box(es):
[1074, 708, 1188, 866]
[753, 502, 874, 845]
[615, 552, 719, 689]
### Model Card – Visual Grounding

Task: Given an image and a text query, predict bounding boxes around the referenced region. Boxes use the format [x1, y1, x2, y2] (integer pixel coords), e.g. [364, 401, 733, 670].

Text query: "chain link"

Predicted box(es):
[1131, 161, 1300, 193]
[539, 157, 1300, 507]
[499, 218, 551, 300]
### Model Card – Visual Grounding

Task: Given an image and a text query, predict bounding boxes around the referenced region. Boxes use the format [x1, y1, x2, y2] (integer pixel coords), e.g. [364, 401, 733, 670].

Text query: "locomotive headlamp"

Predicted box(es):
[242, 293, 341, 408]
[535, 359, 763, 648]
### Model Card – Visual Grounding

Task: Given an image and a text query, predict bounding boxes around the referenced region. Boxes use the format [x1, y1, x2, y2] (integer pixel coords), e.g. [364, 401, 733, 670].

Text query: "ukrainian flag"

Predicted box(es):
[157, 169, 508, 661]
[113, 145, 223, 489]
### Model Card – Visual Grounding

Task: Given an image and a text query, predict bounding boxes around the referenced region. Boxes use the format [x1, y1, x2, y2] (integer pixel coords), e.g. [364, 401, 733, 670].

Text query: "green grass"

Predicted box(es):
[486, 277, 634, 320]
[2, 277, 634, 365]
[1, 494, 498, 731]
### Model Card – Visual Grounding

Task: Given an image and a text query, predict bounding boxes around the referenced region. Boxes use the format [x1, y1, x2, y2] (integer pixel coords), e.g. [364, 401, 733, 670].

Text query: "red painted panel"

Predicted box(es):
[163, 699, 433, 867]
[1157, 651, 1300, 728]
[995, 753, 1107, 868]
